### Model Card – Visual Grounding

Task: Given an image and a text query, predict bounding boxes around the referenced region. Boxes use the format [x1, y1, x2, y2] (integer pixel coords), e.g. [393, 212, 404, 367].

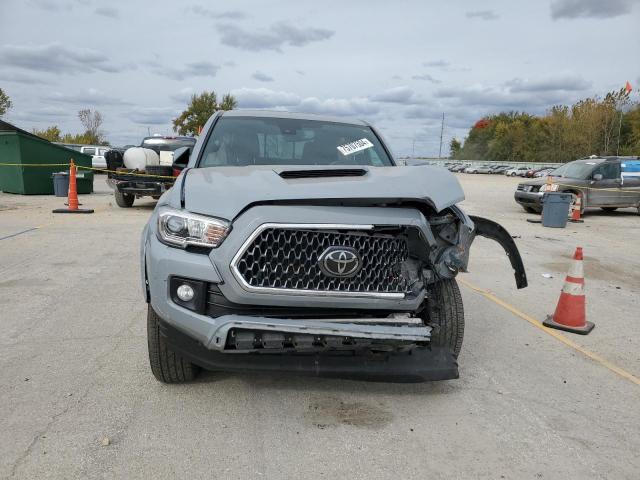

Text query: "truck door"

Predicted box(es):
[588, 162, 623, 206]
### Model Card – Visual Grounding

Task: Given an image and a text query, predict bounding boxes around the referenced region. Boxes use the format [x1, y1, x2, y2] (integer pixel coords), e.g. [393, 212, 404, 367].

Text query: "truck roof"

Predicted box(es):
[220, 109, 370, 127]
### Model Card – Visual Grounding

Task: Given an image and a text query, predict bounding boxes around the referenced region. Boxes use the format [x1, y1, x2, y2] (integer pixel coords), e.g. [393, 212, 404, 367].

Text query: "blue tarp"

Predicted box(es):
[621, 160, 640, 178]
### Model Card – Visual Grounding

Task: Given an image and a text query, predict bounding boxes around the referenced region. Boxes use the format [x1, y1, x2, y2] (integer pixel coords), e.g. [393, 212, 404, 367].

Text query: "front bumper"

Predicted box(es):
[514, 190, 543, 208]
[159, 318, 457, 382]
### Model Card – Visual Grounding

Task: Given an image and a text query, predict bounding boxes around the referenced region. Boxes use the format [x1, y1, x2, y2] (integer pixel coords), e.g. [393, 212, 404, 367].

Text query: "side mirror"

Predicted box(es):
[592, 173, 603, 181]
[172, 147, 191, 171]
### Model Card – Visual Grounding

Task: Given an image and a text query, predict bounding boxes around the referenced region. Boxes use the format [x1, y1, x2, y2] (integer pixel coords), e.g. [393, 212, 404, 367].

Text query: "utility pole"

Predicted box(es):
[412, 138, 415, 157]
[438, 112, 445, 158]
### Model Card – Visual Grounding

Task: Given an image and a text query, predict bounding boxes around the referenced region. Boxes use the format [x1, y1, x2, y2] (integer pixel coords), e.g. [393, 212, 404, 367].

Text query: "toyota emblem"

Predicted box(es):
[318, 246, 362, 278]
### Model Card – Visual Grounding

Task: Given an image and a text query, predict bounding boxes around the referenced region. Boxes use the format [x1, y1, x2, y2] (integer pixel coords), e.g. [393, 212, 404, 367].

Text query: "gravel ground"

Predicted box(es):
[1, 173, 638, 479]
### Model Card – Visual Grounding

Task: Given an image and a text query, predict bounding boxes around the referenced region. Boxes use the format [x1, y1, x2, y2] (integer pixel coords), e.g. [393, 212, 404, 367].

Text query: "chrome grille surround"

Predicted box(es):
[230, 224, 410, 299]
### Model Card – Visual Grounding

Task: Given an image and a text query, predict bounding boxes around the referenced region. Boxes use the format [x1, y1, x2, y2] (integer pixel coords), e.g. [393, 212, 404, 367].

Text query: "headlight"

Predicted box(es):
[157, 206, 230, 249]
[541, 183, 559, 192]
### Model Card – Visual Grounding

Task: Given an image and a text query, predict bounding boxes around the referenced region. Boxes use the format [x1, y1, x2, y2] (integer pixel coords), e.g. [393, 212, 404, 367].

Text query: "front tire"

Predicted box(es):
[147, 305, 199, 383]
[114, 190, 134, 208]
[522, 206, 540, 214]
[426, 279, 465, 358]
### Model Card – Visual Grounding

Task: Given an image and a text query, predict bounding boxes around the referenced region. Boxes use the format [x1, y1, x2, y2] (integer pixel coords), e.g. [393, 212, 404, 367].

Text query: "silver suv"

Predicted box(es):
[141, 111, 527, 383]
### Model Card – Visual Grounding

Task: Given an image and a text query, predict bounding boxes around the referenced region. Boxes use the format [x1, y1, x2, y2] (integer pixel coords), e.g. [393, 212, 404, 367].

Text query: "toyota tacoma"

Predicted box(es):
[141, 111, 527, 383]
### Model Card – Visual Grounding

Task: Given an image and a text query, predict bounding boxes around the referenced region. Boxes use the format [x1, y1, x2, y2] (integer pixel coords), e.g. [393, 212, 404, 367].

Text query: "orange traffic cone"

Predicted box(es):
[53, 159, 94, 214]
[568, 194, 583, 223]
[543, 247, 594, 334]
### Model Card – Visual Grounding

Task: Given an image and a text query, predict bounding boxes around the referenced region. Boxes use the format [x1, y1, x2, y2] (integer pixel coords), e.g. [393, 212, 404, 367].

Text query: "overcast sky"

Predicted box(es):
[1, 0, 639, 155]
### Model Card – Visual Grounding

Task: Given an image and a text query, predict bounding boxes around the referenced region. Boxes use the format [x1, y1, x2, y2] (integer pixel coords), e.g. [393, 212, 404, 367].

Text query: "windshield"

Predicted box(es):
[198, 116, 393, 167]
[141, 137, 196, 153]
[550, 161, 598, 179]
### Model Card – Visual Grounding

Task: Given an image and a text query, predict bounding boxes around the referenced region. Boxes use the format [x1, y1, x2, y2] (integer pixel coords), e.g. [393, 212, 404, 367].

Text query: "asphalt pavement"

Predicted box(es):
[1, 174, 638, 479]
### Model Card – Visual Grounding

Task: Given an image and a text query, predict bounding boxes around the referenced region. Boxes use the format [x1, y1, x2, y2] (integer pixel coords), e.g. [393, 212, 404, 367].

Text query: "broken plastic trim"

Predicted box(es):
[469, 215, 528, 289]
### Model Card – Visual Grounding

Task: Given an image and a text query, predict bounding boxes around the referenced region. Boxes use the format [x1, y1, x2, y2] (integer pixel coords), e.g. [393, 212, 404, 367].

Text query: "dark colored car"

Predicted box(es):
[514, 157, 640, 214]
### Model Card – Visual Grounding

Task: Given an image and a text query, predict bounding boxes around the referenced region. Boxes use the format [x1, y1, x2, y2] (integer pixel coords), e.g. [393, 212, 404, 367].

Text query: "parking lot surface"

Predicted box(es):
[1, 174, 639, 479]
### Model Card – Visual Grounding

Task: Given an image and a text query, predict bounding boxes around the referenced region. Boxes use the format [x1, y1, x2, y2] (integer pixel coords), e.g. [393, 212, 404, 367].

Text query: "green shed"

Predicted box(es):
[0, 120, 94, 194]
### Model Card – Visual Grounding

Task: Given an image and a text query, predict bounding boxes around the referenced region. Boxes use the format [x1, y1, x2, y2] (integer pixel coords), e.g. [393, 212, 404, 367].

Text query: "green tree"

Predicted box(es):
[0, 87, 12, 117]
[33, 125, 62, 142]
[172, 90, 237, 136]
[449, 137, 462, 158]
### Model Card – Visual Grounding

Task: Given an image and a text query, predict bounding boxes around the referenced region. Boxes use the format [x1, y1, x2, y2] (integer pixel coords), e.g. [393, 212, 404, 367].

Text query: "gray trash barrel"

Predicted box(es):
[541, 192, 572, 228]
[52, 172, 70, 197]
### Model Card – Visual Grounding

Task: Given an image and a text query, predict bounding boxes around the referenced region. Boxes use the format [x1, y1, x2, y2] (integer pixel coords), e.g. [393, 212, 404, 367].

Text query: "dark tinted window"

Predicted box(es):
[198, 117, 392, 167]
[592, 162, 619, 180]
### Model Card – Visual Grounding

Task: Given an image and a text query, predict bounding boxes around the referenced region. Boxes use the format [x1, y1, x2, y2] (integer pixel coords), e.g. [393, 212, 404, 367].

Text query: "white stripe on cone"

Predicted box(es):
[567, 258, 584, 278]
[562, 281, 584, 296]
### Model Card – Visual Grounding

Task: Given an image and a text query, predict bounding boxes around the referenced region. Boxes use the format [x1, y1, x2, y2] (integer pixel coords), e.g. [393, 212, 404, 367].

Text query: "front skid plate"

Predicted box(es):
[160, 320, 458, 383]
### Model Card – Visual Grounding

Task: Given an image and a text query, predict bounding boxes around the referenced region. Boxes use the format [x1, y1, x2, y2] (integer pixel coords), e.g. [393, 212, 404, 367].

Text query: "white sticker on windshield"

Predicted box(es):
[337, 138, 374, 156]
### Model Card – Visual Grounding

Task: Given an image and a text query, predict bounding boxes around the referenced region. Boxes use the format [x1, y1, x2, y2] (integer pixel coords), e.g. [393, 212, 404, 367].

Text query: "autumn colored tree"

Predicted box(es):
[455, 89, 639, 162]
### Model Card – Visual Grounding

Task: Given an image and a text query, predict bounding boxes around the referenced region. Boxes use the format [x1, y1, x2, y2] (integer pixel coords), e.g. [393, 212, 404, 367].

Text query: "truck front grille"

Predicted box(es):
[232, 226, 410, 295]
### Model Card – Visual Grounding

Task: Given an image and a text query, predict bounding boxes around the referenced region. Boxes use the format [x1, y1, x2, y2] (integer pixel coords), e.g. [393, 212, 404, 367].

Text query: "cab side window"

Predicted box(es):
[592, 162, 619, 180]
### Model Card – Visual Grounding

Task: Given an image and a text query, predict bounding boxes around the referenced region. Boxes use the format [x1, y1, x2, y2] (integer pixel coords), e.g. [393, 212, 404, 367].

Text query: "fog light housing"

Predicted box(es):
[176, 284, 194, 301]
[169, 277, 207, 313]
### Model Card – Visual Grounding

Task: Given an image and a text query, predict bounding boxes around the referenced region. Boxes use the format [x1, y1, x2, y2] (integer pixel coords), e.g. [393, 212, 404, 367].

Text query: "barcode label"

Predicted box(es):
[336, 138, 374, 156]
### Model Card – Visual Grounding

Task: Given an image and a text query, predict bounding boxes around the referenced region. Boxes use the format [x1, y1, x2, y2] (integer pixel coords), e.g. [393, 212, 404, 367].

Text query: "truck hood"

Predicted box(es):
[182, 165, 465, 220]
[522, 175, 567, 186]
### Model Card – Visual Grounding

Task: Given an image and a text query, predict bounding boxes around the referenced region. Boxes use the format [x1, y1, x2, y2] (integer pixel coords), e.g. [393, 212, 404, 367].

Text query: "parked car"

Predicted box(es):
[140, 110, 527, 383]
[533, 168, 555, 178]
[79, 146, 109, 169]
[505, 166, 530, 177]
[490, 165, 511, 174]
[475, 165, 496, 174]
[465, 164, 488, 173]
[514, 157, 640, 214]
[452, 163, 470, 172]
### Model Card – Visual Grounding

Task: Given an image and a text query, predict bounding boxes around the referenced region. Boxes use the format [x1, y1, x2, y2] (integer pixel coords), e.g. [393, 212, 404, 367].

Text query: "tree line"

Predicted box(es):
[450, 88, 640, 162]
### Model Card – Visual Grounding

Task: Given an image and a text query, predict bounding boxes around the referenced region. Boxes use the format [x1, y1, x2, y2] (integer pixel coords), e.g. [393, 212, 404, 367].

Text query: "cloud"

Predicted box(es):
[404, 106, 445, 120]
[295, 97, 379, 116]
[505, 75, 591, 93]
[0, 43, 123, 74]
[228, 87, 379, 117]
[433, 78, 590, 114]
[251, 71, 274, 82]
[189, 5, 248, 20]
[95, 6, 119, 18]
[465, 10, 500, 20]
[218, 22, 334, 52]
[149, 61, 219, 80]
[412, 74, 441, 84]
[0, 71, 51, 85]
[370, 86, 416, 104]
[231, 87, 301, 108]
[423, 60, 450, 68]
[550, 0, 637, 19]
[127, 107, 177, 125]
[43, 88, 132, 106]
[170, 87, 196, 104]
[28, 0, 72, 11]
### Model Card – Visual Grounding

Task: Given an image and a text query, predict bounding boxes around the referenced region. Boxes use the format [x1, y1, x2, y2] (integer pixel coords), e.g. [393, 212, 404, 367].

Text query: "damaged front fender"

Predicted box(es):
[467, 215, 528, 289]
[422, 209, 527, 290]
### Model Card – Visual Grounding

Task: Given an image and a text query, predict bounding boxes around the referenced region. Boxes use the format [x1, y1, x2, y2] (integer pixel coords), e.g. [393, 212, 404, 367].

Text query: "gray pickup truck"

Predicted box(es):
[140, 110, 527, 383]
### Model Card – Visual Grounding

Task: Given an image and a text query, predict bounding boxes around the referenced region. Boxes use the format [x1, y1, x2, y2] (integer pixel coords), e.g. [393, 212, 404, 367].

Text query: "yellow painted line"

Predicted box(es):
[458, 277, 640, 387]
